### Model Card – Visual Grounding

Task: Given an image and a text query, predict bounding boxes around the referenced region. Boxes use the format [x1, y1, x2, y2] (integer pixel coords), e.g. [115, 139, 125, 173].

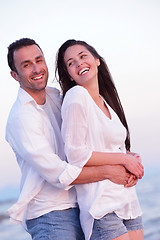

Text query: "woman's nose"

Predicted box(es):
[76, 59, 83, 67]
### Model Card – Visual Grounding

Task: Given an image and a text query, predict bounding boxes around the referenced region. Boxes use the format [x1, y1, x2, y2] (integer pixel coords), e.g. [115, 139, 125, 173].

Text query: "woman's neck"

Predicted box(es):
[84, 80, 100, 106]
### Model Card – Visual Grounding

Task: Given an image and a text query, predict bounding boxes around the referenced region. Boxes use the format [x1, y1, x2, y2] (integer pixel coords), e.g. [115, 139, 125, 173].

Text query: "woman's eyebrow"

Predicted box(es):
[66, 51, 87, 62]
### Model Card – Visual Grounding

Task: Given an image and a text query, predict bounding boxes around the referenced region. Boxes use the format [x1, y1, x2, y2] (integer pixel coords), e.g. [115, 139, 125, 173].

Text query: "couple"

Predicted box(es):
[6, 38, 144, 240]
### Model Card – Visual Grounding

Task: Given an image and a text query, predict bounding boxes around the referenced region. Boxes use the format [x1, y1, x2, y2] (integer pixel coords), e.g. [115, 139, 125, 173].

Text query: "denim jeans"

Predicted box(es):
[26, 207, 85, 240]
[90, 212, 143, 240]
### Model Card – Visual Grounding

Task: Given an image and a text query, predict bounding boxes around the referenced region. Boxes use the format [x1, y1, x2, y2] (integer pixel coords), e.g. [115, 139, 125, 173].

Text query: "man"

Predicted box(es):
[6, 38, 130, 240]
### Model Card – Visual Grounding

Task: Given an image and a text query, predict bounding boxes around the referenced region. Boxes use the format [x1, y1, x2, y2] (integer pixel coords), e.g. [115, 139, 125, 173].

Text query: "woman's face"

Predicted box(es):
[64, 44, 100, 87]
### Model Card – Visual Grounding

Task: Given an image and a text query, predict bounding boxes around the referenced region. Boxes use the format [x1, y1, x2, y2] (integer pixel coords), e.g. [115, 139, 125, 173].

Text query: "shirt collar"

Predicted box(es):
[17, 86, 62, 109]
[18, 87, 37, 105]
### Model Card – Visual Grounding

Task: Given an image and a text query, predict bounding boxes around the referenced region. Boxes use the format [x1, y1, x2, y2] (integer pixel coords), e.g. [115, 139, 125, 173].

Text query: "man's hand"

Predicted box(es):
[106, 165, 130, 185]
[72, 164, 130, 185]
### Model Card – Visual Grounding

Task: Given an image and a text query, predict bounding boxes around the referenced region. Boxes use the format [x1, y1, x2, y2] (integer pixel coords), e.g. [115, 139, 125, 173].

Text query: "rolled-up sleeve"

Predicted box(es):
[6, 105, 81, 190]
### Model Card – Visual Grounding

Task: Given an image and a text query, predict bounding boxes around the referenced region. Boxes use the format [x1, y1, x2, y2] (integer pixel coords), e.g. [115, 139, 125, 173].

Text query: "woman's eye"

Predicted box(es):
[68, 62, 73, 67]
[81, 54, 86, 59]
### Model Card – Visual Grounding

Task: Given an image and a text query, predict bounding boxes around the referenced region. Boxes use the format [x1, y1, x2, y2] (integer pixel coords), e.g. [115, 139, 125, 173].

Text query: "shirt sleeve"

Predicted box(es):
[6, 106, 81, 190]
[61, 90, 93, 168]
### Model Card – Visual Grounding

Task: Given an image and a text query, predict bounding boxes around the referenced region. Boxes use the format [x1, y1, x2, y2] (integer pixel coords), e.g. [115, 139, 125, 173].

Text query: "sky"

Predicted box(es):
[0, 0, 160, 191]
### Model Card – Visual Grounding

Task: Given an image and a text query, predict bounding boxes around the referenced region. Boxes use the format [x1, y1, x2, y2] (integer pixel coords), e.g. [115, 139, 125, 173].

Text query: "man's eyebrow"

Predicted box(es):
[20, 55, 44, 65]
[20, 60, 30, 65]
[66, 51, 87, 63]
[35, 55, 44, 60]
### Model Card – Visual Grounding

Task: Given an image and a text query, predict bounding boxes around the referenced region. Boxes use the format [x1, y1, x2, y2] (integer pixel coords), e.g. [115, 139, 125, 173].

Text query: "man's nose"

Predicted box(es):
[32, 64, 40, 73]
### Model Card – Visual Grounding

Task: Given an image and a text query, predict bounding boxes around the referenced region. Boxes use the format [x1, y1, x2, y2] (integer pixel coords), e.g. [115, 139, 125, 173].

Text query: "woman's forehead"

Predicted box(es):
[64, 45, 89, 59]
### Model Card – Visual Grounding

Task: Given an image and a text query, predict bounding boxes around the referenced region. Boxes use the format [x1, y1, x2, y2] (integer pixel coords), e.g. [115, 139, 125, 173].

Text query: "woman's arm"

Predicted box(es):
[61, 92, 144, 180]
[86, 151, 144, 179]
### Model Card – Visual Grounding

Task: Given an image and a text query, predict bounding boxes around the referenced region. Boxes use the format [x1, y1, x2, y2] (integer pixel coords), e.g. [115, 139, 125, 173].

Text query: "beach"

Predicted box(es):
[0, 165, 160, 240]
[0, 200, 31, 240]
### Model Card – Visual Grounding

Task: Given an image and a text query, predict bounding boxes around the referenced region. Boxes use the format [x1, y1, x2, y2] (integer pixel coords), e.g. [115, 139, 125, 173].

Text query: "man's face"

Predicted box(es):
[11, 44, 48, 95]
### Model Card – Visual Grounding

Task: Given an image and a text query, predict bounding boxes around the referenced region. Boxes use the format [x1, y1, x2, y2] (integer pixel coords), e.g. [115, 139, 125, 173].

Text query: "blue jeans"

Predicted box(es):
[26, 207, 85, 240]
[90, 212, 143, 240]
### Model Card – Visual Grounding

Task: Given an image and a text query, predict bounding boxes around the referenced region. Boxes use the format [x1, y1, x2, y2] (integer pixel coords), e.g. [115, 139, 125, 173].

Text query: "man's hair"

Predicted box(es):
[7, 38, 42, 73]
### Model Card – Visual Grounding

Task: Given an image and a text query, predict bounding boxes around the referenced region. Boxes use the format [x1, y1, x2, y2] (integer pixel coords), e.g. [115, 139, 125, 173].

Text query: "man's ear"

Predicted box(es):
[10, 71, 19, 82]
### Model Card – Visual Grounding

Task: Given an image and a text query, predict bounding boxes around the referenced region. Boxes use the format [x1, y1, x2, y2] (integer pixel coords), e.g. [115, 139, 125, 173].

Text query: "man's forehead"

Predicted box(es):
[14, 45, 43, 62]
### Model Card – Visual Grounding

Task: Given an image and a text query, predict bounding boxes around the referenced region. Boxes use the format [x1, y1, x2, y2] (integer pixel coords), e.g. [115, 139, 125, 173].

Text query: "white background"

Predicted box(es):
[0, 0, 160, 190]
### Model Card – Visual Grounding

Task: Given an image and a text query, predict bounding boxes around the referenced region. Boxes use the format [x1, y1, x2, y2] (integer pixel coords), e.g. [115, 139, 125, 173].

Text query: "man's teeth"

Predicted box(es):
[34, 75, 42, 80]
[79, 68, 89, 75]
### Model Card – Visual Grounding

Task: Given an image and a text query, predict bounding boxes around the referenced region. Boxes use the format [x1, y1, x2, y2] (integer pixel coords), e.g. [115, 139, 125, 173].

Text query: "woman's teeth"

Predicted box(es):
[79, 68, 89, 75]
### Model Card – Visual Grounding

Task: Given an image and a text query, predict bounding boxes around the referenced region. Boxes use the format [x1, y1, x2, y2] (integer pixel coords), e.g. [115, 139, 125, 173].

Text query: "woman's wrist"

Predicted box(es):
[120, 153, 127, 166]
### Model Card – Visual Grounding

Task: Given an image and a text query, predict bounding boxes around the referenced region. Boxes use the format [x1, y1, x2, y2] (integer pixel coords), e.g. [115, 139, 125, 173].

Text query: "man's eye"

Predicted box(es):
[37, 59, 43, 63]
[23, 63, 29, 68]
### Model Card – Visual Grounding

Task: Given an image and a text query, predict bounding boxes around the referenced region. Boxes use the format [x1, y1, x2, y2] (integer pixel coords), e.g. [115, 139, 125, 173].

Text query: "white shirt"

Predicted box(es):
[6, 87, 81, 226]
[61, 86, 142, 240]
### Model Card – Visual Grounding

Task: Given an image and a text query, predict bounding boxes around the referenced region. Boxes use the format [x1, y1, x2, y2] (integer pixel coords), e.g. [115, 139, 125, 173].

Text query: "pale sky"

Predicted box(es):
[0, 0, 160, 190]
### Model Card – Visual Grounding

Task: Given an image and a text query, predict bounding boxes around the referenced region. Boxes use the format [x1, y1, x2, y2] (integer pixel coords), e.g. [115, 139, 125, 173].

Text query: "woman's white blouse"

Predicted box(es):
[61, 86, 142, 240]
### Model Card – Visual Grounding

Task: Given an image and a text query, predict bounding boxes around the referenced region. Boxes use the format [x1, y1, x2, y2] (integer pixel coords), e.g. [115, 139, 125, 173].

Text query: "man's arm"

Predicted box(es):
[72, 164, 130, 185]
[6, 109, 82, 190]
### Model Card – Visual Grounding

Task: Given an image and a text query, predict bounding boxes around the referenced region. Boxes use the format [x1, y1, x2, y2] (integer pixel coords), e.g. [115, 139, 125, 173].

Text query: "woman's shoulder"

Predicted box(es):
[66, 85, 87, 95]
[65, 86, 89, 102]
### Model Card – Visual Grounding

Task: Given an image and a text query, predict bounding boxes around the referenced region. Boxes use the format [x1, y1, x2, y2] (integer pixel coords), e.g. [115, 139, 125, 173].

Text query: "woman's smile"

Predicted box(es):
[64, 44, 100, 86]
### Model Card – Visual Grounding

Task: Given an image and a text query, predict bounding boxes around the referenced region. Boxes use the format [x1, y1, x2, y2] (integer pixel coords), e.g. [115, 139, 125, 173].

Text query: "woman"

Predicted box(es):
[55, 39, 144, 240]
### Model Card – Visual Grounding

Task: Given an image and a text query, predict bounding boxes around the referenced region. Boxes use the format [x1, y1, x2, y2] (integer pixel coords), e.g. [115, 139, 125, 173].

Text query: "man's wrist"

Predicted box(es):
[100, 165, 113, 181]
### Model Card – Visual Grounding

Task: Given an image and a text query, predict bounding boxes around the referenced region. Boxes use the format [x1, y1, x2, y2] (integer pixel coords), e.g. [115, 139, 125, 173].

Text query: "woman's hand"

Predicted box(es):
[124, 174, 138, 188]
[123, 154, 144, 179]
[126, 151, 141, 159]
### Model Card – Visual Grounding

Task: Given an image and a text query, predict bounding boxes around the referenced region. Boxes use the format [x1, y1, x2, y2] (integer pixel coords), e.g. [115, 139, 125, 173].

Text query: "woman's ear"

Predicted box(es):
[96, 58, 100, 66]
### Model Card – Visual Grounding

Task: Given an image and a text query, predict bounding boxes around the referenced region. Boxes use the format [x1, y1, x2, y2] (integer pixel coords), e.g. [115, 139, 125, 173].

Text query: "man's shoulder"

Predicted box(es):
[46, 86, 61, 97]
[7, 89, 38, 122]
[46, 86, 62, 108]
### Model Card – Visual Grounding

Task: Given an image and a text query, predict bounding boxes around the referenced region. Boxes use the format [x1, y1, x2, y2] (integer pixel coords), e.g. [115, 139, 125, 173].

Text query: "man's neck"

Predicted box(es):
[35, 90, 46, 105]
[25, 88, 46, 105]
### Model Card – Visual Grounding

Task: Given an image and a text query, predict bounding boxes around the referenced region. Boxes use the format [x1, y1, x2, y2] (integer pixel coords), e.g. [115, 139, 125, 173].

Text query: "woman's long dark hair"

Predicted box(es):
[55, 39, 130, 151]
